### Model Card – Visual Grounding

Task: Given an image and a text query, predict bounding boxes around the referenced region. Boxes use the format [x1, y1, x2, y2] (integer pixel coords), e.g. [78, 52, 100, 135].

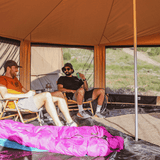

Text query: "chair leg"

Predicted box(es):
[90, 102, 94, 114]
[0, 100, 8, 119]
[0, 109, 5, 119]
[36, 112, 42, 126]
[14, 100, 25, 123]
[14, 115, 19, 121]
[38, 108, 44, 125]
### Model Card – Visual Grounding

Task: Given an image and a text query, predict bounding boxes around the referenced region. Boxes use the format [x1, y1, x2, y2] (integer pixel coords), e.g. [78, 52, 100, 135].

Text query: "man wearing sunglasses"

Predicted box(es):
[57, 63, 106, 118]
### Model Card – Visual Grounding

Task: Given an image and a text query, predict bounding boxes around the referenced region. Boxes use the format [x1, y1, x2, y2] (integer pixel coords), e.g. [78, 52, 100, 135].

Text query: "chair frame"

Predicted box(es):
[63, 92, 94, 114]
[0, 98, 42, 126]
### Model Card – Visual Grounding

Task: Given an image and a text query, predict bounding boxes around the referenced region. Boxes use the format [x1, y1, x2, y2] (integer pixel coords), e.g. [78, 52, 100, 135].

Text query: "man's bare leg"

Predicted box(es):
[75, 88, 91, 118]
[52, 96, 77, 127]
[92, 88, 106, 118]
[75, 88, 85, 105]
[92, 88, 105, 105]
[33, 92, 63, 126]
[51, 91, 65, 98]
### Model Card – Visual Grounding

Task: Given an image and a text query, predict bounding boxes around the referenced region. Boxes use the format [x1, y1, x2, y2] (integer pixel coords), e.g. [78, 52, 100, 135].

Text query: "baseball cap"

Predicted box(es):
[4, 60, 22, 72]
[62, 63, 74, 73]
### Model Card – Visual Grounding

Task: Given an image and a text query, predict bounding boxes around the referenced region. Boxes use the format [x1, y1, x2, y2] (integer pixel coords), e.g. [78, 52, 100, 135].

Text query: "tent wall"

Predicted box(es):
[30, 46, 63, 91]
[94, 45, 106, 88]
[18, 41, 106, 89]
[19, 40, 31, 90]
[0, 42, 20, 76]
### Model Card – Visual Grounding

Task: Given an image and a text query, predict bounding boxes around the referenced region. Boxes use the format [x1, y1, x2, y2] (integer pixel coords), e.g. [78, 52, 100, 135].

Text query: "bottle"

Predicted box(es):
[45, 83, 52, 92]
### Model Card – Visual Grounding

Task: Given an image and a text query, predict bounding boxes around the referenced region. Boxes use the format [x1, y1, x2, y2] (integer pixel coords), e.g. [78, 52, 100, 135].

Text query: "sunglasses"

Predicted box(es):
[64, 67, 71, 71]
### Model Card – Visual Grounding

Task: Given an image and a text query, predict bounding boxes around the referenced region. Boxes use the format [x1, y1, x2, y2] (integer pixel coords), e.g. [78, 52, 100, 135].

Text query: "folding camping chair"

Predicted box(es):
[0, 98, 42, 126]
[63, 92, 94, 114]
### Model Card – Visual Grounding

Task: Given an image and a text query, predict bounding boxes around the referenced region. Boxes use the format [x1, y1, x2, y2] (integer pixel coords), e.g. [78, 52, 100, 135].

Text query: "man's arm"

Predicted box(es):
[22, 87, 28, 93]
[0, 85, 35, 99]
[78, 73, 88, 91]
[22, 87, 36, 95]
[57, 84, 76, 93]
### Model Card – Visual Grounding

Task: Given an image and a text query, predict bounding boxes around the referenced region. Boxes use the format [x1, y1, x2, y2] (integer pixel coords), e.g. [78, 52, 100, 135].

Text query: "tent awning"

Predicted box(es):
[0, 0, 160, 46]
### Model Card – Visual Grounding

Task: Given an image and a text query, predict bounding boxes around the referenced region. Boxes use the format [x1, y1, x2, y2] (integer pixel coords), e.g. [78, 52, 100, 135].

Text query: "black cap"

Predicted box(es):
[62, 63, 74, 73]
[4, 60, 22, 72]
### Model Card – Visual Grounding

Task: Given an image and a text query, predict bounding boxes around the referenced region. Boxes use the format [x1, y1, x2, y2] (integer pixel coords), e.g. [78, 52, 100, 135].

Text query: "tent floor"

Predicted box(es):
[1, 105, 160, 160]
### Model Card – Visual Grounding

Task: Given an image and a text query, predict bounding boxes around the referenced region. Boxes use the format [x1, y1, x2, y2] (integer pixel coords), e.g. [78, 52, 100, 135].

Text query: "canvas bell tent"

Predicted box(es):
[0, 0, 160, 89]
[1, 0, 160, 141]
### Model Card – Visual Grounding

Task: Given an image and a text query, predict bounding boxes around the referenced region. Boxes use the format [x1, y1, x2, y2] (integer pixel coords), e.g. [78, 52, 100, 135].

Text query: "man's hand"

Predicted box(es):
[78, 73, 86, 80]
[70, 90, 76, 93]
[26, 90, 36, 97]
[78, 73, 88, 91]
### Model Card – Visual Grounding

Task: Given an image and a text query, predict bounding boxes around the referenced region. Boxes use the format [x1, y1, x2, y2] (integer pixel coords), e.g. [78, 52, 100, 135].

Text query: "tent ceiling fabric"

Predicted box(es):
[0, 0, 160, 46]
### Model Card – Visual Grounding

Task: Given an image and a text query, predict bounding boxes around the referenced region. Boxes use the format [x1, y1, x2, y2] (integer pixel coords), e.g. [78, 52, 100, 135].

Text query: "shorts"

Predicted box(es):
[17, 96, 39, 112]
[72, 89, 94, 101]
[72, 92, 78, 101]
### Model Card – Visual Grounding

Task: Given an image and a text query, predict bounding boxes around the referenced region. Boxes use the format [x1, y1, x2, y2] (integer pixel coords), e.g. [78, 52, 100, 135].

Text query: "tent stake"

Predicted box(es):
[133, 0, 138, 141]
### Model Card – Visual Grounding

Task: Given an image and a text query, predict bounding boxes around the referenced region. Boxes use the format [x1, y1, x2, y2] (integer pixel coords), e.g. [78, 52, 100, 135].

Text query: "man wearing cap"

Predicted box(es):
[57, 63, 106, 118]
[0, 60, 24, 92]
[0, 60, 77, 127]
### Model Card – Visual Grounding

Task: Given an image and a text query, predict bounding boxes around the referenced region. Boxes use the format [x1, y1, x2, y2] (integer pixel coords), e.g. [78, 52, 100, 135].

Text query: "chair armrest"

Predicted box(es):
[0, 97, 27, 101]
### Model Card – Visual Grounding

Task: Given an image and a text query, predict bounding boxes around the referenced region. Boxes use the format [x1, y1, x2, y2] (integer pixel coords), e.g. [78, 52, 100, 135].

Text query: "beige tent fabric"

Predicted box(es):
[0, 43, 64, 91]
[0, 0, 160, 46]
[31, 47, 63, 91]
[0, 43, 20, 75]
[92, 114, 160, 146]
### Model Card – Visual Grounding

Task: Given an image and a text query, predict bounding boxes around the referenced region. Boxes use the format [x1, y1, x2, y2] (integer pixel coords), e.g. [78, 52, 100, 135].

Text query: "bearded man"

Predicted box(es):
[57, 63, 106, 119]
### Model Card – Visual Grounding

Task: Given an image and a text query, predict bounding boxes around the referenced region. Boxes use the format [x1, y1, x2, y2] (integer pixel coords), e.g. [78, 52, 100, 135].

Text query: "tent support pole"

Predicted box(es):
[133, 0, 138, 141]
[19, 40, 31, 90]
[94, 45, 106, 89]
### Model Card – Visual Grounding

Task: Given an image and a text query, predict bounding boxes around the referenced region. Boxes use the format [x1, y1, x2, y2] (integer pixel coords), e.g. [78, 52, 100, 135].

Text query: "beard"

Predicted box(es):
[10, 71, 16, 78]
[65, 72, 72, 76]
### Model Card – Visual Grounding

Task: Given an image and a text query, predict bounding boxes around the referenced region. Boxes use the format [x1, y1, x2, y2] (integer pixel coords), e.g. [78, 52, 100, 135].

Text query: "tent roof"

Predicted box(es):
[0, 0, 160, 46]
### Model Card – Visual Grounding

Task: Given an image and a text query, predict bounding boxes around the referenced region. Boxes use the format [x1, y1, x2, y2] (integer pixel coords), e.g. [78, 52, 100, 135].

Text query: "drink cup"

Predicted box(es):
[76, 72, 81, 79]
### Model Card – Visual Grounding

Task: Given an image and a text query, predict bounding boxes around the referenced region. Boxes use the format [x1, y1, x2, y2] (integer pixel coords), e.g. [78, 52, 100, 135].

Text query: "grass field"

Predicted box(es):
[62, 47, 160, 96]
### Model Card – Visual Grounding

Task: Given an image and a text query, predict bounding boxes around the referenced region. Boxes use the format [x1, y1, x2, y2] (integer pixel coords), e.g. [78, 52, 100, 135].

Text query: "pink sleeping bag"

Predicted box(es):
[0, 120, 124, 157]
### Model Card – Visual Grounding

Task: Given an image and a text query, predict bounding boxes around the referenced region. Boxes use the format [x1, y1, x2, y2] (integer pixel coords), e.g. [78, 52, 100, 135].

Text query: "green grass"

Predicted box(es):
[62, 48, 94, 69]
[137, 47, 160, 64]
[147, 54, 160, 64]
[106, 73, 160, 92]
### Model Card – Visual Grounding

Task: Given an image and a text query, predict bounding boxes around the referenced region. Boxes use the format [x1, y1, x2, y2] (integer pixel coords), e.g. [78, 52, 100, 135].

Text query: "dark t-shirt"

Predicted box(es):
[57, 76, 84, 99]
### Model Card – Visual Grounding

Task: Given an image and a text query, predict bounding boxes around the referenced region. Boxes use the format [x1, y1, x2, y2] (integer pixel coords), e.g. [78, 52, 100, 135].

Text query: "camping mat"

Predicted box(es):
[0, 138, 47, 152]
[92, 114, 160, 147]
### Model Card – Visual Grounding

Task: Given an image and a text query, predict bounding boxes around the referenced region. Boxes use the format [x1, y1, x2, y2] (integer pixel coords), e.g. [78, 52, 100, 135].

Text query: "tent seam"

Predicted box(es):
[98, 0, 115, 45]
[23, 0, 64, 41]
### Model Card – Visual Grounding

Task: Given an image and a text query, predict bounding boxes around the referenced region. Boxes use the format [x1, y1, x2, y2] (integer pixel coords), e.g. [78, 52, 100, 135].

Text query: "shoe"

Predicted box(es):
[77, 110, 91, 119]
[94, 112, 107, 118]
[66, 121, 78, 127]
